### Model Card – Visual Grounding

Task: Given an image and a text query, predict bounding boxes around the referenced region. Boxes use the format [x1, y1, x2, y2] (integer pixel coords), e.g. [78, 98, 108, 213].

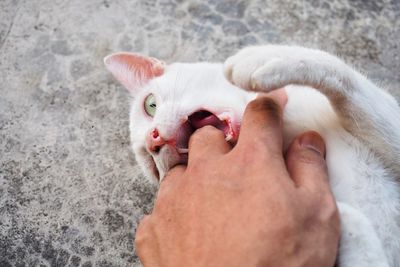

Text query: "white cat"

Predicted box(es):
[104, 45, 400, 267]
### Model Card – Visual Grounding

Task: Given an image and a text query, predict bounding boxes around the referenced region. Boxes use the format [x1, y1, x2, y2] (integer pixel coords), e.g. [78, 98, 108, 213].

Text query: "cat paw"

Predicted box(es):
[224, 46, 264, 91]
[223, 45, 347, 93]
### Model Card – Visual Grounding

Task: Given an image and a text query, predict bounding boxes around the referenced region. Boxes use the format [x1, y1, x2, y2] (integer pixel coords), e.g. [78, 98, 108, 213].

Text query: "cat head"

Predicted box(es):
[104, 52, 255, 183]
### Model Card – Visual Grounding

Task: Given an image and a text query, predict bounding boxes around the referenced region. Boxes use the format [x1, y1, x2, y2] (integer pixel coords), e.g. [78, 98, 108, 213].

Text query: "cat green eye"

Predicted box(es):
[144, 94, 157, 117]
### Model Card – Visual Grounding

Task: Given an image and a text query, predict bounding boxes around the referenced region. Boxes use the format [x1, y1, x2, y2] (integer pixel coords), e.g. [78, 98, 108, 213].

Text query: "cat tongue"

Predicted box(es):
[188, 110, 226, 131]
[175, 110, 230, 152]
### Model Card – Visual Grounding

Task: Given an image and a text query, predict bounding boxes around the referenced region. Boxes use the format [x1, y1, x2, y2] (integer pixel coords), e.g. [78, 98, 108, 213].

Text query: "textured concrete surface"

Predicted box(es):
[0, 0, 399, 266]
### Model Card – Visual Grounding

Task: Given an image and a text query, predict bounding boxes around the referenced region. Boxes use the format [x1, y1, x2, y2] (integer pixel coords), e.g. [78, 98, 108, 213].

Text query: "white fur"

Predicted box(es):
[105, 45, 400, 266]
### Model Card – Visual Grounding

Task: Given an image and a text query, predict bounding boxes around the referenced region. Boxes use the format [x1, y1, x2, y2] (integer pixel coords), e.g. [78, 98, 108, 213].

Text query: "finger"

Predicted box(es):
[285, 131, 330, 195]
[188, 125, 231, 165]
[234, 94, 286, 160]
[157, 164, 185, 201]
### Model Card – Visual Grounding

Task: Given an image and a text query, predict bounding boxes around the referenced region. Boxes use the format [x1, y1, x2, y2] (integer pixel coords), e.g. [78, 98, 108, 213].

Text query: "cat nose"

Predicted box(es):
[147, 128, 166, 153]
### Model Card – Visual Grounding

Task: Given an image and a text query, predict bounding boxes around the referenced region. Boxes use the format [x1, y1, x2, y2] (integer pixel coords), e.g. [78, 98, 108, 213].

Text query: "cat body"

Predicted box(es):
[104, 45, 400, 266]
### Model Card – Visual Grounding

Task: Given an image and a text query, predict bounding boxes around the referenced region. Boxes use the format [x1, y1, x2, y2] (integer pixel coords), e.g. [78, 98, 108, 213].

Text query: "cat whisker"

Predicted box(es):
[177, 148, 189, 154]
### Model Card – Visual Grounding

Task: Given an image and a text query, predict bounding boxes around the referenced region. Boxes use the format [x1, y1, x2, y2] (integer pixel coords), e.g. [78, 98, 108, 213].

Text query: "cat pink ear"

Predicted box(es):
[104, 52, 165, 91]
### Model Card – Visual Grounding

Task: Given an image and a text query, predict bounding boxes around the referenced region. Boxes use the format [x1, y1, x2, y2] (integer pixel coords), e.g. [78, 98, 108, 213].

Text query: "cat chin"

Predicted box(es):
[148, 157, 160, 182]
[151, 145, 187, 181]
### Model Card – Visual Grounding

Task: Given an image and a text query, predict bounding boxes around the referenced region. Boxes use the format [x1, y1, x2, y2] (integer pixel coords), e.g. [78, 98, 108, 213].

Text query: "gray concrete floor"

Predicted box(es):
[0, 0, 399, 266]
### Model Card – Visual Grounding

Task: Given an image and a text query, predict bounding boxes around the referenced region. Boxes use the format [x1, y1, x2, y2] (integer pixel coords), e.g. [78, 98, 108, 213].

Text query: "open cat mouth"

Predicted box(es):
[148, 109, 240, 181]
[175, 109, 239, 154]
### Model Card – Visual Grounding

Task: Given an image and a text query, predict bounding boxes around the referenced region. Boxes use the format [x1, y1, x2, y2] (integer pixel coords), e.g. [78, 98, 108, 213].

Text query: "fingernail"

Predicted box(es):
[299, 132, 325, 157]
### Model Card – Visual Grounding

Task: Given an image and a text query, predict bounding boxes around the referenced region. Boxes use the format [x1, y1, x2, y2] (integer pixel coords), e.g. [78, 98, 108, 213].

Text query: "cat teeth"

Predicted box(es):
[177, 148, 189, 154]
[216, 112, 235, 142]
[225, 133, 233, 141]
[217, 112, 231, 121]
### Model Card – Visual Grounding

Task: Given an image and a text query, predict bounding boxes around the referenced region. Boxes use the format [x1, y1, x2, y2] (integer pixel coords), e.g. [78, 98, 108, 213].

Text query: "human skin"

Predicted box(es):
[135, 92, 341, 267]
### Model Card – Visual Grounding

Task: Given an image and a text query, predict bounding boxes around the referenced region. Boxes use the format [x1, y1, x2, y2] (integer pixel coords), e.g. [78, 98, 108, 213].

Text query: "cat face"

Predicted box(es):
[104, 53, 255, 182]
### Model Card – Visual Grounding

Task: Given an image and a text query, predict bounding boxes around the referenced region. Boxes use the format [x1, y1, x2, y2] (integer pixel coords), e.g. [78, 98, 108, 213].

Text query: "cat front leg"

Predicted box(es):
[223, 45, 400, 177]
[224, 45, 354, 95]
[336, 202, 389, 267]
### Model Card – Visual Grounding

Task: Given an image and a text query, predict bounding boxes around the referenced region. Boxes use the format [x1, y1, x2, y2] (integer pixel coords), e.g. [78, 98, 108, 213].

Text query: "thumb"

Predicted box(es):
[285, 131, 330, 194]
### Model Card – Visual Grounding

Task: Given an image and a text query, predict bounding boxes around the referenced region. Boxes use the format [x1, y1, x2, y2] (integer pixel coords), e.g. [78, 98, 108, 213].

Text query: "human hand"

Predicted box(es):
[135, 91, 340, 267]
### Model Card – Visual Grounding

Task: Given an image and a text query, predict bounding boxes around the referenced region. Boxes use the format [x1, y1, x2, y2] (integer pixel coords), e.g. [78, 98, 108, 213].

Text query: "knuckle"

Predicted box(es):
[316, 195, 340, 226]
[325, 198, 340, 219]
[135, 216, 151, 246]
[277, 213, 299, 241]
